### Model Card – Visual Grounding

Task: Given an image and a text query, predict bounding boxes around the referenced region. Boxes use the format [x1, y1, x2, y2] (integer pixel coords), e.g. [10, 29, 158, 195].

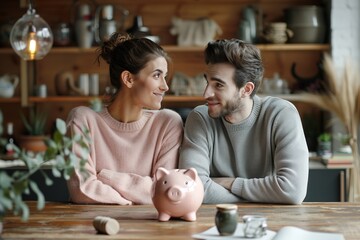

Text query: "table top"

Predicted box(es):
[2, 202, 360, 240]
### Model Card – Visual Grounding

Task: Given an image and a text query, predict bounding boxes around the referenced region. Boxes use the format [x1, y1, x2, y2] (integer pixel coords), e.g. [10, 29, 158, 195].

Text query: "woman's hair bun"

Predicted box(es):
[99, 33, 131, 64]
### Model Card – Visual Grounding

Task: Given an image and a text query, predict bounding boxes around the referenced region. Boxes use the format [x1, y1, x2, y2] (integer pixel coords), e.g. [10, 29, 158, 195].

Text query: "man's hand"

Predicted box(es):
[212, 178, 235, 191]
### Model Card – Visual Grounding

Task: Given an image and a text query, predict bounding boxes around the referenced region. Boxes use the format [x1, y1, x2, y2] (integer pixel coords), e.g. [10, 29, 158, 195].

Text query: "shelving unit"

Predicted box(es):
[0, 0, 329, 144]
[40, 43, 330, 53]
[1, 0, 342, 201]
[0, 43, 330, 106]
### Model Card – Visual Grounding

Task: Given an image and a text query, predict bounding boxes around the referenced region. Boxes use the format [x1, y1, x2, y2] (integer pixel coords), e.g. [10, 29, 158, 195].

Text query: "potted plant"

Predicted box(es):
[19, 107, 48, 153]
[317, 132, 332, 158]
[0, 113, 89, 233]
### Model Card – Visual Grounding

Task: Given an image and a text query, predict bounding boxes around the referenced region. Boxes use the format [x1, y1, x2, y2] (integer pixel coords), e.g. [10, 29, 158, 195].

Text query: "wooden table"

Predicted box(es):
[2, 202, 360, 239]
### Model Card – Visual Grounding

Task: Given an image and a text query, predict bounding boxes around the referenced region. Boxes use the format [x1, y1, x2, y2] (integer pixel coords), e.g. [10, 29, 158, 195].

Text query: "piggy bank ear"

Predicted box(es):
[155, 167, 169, 180]
[183, 168, 197, 181]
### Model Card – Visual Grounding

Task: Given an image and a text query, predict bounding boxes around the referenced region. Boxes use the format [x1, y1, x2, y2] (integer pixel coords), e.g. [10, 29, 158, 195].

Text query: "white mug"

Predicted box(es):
[78, 73, 89, 96]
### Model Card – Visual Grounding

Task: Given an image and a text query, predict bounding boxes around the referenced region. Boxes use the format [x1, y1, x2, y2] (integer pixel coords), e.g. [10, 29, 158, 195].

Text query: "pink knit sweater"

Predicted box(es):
[66, 106, 183, 205]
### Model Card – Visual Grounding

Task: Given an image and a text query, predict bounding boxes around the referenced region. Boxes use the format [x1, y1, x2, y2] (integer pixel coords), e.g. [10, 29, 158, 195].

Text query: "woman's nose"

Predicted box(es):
[160, 77, 169, 92]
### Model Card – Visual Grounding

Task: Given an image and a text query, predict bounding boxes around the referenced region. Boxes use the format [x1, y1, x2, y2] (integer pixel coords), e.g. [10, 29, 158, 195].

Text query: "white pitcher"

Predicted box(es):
[0, 74, 19, 98]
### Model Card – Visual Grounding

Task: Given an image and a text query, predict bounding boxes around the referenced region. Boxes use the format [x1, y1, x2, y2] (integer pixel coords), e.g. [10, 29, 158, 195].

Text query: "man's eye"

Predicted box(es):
[216, 83, 223, 88]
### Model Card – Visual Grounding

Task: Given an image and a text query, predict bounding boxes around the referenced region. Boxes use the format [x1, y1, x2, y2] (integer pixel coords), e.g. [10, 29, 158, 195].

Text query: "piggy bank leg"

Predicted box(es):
[181, 212, 197, 222]
[158, 212, 171, 222]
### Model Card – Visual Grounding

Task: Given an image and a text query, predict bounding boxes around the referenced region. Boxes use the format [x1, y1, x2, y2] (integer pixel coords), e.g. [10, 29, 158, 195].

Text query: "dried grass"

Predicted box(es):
[297, 53, 360, 202]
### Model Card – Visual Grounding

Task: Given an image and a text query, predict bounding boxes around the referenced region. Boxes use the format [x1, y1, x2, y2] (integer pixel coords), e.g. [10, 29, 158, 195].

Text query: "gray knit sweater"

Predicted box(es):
[179, 95, 309, 204]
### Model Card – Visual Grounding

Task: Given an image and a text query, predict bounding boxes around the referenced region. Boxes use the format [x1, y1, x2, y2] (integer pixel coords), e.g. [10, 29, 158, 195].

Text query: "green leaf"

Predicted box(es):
[0, 172, 13, 188]
[0, 190, 13, 210]
[29, 181, 45, 210]
[19, 107, 48, 135]
[56, 118, 67, 135]
[45, 138, 57, 149]
[52, 167, 61, 178]
[73, 133, 82, 142]
[19, 201, 29, 221]
[55, 155, 66, 166]
[40, 171, 54, 186]
[0, 116, 90, 222]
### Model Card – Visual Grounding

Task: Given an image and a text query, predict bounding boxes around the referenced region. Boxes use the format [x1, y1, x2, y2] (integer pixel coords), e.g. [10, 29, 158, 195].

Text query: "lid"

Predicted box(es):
[216, 204, 238, 210]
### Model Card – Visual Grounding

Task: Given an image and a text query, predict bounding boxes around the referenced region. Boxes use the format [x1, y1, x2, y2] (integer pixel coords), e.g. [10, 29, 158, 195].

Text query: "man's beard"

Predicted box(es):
[208, 94, 242, 119]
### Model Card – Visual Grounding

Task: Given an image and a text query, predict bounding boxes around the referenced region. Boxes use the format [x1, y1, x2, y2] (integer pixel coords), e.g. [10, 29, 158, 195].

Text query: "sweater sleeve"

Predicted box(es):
[66, 121, 132, 205]
[96, 111, 183, 205]
[179, 109, 243, 203]
[231, 105, 309, 204]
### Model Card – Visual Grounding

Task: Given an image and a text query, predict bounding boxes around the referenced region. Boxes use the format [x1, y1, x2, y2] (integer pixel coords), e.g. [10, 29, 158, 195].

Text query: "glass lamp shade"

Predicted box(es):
[10, 8, 53, 60]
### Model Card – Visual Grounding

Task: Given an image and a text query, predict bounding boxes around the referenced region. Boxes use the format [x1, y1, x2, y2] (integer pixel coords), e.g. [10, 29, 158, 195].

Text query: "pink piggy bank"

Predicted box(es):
[152, 167, 204, 222]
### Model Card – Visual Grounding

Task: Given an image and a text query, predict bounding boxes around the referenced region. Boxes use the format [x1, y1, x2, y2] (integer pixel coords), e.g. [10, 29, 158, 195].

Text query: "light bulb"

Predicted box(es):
[10, 6, 53, 60]
[28, 24, 37, 59]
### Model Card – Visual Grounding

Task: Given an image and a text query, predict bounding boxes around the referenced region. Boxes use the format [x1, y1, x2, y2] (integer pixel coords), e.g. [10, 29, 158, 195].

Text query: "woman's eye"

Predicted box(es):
[154, 73, 161, 78]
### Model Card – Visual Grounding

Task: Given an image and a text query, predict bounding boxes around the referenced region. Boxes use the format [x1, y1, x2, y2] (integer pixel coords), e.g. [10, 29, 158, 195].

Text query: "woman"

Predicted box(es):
[66, 33, 184, 205]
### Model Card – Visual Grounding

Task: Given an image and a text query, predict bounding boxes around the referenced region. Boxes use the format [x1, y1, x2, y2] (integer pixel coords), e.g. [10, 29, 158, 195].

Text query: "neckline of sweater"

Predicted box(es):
[101, 108, 154, 131]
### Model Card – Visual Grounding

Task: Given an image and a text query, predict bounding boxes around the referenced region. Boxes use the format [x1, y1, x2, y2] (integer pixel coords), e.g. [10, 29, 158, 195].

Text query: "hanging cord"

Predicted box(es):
[27, 0, 36, 15]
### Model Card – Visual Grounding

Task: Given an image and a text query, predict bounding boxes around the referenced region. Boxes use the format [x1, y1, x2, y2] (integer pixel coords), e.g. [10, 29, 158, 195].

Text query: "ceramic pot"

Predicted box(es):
[19, 135, 48, 153]
[55, 71, 84, 96]
[215, 204, 238, 236]
[285, 5, 326, 43]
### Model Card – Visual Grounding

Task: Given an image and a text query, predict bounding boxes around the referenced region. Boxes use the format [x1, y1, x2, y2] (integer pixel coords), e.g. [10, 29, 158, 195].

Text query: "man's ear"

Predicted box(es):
[242, 82, 254, 97]
[121, 71, 134, 88]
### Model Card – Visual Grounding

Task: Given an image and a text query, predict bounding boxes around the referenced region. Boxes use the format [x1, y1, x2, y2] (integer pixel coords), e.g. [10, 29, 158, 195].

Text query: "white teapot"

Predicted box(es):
[0, 74, 19, 98]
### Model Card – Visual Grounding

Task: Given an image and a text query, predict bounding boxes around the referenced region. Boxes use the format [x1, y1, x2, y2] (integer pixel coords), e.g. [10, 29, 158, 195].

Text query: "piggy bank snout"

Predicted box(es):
[167, 186, 184, 201]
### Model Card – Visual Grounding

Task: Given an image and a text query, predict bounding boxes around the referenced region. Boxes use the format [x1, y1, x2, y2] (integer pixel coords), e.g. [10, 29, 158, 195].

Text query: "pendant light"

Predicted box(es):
[10, 0, 53, 60]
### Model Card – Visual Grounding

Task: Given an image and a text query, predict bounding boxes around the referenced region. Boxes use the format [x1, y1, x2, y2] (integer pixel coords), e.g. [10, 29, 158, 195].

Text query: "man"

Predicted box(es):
[179, 39, 309, 204]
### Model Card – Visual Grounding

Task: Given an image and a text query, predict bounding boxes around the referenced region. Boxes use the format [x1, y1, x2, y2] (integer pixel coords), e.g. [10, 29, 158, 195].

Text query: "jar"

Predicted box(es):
[242, 215, 267, 238]
[215, 204, 238, 236]
[54, 23, 72, 46]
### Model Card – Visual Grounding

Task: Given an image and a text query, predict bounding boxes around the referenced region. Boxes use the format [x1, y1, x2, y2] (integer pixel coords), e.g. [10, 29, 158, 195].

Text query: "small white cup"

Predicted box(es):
[36, 84, 47, 98]
[78, 73, 89, 96]
[89, 73, 99, 96]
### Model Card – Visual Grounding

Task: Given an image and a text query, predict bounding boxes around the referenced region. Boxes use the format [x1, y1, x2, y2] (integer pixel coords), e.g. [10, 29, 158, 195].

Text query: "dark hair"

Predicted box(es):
[97, 33, 170, 97]
[204, 39, 264, 96]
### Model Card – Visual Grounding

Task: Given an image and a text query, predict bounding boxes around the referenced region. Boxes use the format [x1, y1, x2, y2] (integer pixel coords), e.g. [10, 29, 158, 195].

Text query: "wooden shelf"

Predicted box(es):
[258, 94, 315, 102]
[0, 94, 318, 105]
[29, 96, 100, 102]
[25, 95, 205, 108]
[0, 48, 15, 54]
[28, 95, 205, 107]
[0, 97, 21, 103]
[0, 44, 328, 55]
[256, 44, 330, 51]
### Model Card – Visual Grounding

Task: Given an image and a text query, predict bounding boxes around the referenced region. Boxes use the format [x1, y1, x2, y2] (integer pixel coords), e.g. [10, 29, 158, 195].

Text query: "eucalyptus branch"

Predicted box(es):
[0, 118, 90, 221]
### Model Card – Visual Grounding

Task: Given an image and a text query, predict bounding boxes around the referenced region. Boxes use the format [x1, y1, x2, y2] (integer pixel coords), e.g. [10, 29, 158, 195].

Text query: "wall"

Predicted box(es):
[330, 0, 360, 151]
[331, 0, 360, 68]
